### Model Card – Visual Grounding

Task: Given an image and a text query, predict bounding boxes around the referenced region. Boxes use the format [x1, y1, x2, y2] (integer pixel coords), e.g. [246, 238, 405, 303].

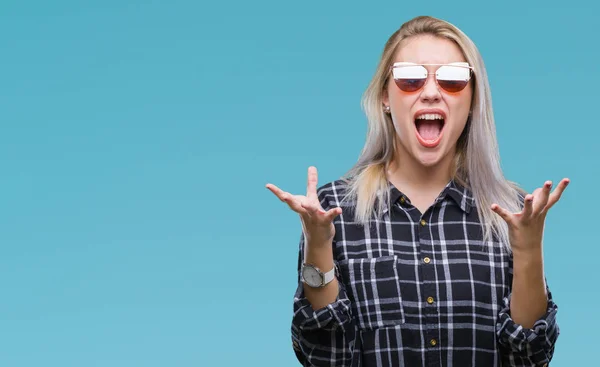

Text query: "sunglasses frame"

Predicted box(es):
[390, 62, 475, 93]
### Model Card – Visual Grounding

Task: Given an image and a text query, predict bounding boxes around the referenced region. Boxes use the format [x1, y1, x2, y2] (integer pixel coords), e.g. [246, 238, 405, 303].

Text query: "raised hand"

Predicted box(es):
[491, 178, 570, 253]
[266, 166, 342, 246]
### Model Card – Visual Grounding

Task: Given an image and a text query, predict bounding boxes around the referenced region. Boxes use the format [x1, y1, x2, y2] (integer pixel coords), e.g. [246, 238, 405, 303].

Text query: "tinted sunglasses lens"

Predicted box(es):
[395, 78, 426, 92]
[437, 80, 469, 92]
[393, 65, 427, 92]
[436, 65, 470, 92]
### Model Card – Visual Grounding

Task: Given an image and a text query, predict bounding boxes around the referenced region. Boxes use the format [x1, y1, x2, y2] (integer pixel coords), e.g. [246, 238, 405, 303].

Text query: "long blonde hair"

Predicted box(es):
[341, 15, 523, 250]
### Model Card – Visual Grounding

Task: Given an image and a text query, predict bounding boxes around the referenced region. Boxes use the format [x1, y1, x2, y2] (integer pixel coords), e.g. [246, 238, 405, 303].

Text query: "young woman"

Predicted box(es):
[266, 15, 568, 367]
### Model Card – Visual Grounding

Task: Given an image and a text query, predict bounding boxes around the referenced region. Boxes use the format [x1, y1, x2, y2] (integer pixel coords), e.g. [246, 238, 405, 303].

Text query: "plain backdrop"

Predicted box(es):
[0, 0, 597, 366]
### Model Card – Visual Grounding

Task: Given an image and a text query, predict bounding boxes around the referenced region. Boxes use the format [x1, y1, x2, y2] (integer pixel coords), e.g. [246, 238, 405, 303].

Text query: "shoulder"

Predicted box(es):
[316, 178, 353, 210]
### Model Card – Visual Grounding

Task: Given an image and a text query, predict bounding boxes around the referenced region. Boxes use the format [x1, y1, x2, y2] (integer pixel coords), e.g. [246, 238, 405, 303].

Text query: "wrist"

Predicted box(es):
[305, 229, 334, 250]
[305, 236, 333, 249]
[512, 248, 545, 285]
[512, 246, 543, 264]
[304, 222, 335, 246]
[304, 240, 334, 272]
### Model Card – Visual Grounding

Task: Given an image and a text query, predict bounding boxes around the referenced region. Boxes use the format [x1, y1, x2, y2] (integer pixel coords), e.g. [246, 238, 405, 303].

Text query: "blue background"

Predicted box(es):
[1, 0, 596, 366]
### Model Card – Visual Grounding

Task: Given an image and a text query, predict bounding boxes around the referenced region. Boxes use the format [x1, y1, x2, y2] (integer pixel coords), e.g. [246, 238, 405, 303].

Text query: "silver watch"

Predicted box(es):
[301, 263, 336, 288]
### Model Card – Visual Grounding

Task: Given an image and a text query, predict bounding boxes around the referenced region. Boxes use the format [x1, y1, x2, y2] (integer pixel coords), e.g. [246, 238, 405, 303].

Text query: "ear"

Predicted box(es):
[382, 86, 390, 107]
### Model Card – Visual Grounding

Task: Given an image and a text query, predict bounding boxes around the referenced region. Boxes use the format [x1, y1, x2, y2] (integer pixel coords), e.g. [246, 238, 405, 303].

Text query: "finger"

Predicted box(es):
[265, 183, 287, 201]
[533, 181, 552, 214]
[491, 203, 513, 224]
[306, 166, 318, 200]
[325, 206, 343, 221]
[265, 184, 307, 214]
[522, 194, 534, 219]
[545, 178, 570, 211]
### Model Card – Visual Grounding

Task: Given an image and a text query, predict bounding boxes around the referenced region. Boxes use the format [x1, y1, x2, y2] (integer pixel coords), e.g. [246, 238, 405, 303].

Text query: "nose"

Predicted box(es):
[420, 73, 441, 103]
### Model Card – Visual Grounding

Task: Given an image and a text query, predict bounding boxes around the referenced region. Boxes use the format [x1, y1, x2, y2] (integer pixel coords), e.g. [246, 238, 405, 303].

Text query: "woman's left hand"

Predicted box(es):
[491, 178, 570, 254]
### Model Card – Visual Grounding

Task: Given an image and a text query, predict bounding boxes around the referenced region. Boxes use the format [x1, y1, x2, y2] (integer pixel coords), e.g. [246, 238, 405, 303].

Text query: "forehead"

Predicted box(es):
[394, 35, 466, 64]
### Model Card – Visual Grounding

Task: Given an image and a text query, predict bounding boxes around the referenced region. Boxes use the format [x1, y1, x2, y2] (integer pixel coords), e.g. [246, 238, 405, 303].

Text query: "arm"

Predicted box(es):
[266, 167, 358, 366]
[510, 249, 548, 328]
[291, 233, 357, 367]
[303, 237, 340, 310]
[496, 263, 559, 366]
[492, 179, 569, 366]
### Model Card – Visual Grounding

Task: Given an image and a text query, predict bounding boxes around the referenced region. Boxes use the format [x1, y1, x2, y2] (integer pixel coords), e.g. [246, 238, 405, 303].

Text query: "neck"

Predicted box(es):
[387, 146, 456, 193]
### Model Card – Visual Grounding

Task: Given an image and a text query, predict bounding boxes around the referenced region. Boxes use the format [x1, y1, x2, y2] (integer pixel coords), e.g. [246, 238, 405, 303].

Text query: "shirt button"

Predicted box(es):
[420, 219, 426, 226]
[423, 257, 431, 264]
[400, 196, 406, 204]
[427, 296, 434, 304]
[430, 338, 437, 346]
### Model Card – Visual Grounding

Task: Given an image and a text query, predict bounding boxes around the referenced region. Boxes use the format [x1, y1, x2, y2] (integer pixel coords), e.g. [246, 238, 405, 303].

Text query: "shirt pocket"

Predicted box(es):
[337, 255, 405, 330]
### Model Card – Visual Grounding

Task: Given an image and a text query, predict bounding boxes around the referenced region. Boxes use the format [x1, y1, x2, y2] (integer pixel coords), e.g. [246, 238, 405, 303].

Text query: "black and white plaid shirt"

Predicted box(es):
[291, 179, 558, 367]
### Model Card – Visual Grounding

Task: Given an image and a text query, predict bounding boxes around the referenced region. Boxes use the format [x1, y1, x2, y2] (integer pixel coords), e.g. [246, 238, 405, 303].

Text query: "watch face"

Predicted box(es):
[303, 266, 322, 287]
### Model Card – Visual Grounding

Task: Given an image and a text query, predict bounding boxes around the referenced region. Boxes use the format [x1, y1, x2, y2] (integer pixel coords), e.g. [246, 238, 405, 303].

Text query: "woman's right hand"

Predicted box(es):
[266, 166, 342, 247]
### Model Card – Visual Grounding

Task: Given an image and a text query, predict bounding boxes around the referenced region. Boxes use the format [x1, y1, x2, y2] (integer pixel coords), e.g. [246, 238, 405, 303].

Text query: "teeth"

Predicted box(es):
[416, 113, 444, 120]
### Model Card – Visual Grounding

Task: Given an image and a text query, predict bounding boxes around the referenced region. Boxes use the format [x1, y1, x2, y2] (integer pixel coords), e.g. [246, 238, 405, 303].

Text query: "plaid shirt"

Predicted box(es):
[291, 179, 558, 367]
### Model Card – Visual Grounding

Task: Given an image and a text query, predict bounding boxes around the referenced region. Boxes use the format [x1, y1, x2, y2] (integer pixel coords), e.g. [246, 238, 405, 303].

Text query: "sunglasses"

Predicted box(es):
[391, 62, 474, 93]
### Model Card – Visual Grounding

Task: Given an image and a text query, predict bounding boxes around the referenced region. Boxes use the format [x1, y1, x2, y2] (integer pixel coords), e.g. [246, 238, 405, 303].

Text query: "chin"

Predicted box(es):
[413, 147, 447, 168]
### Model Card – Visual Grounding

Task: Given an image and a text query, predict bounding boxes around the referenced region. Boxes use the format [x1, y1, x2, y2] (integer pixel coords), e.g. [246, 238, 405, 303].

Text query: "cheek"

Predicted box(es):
[390, 107, 414, 133]
[389, 93, 417, 120]
[448, 94, 472, 122]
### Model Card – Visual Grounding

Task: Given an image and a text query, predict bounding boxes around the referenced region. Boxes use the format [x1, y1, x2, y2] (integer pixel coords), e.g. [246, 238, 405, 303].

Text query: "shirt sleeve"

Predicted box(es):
[291, 232, 357, 367]
[496, 286, 560, 366]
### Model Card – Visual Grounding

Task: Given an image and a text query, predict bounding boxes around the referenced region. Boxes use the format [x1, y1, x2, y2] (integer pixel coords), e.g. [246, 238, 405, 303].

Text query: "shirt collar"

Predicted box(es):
[385, 179, 475, 214]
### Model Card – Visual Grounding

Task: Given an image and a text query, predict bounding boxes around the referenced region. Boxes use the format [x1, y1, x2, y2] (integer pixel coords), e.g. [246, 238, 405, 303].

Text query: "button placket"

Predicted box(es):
[418, 214, 440, 355]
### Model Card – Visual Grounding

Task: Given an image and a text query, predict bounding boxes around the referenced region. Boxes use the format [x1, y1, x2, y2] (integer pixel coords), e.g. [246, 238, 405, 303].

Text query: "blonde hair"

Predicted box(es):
[341, 15, 523, 250]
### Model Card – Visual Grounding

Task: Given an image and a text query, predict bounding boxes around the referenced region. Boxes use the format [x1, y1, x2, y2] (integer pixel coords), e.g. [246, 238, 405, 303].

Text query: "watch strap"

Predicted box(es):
[322, 265, 335, 285]
[302, 263, 337, 288]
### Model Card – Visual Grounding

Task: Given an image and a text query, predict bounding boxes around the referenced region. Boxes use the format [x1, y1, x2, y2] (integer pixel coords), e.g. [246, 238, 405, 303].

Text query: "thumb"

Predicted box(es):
[324, 206, 343, 222]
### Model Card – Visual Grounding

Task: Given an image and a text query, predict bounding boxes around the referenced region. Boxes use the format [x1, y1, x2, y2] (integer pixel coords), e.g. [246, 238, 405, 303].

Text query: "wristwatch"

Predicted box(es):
[301, 263, 336, 288]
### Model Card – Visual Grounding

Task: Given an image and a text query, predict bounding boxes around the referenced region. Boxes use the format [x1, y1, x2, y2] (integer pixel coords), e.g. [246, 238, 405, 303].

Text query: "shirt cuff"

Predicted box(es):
[291, 279, 352, 332]
[496, 290, 560, 365]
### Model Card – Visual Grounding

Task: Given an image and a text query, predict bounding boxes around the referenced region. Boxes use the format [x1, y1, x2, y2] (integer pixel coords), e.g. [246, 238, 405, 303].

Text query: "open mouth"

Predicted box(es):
[414, 113, 445, 148]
